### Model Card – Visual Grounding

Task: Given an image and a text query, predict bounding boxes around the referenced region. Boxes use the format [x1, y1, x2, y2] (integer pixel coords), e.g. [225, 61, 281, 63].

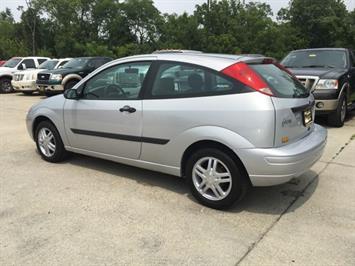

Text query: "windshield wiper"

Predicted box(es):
[302, 64, 336, 68]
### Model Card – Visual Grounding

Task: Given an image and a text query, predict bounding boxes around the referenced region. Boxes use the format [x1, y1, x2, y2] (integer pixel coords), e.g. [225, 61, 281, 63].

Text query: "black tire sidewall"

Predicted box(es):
[64, 80, 79, 91]
[186, 148, 246, 210]
[35, 121, 66, 163]
[328, 93, 347, 127]
[0, 78, 13, 93]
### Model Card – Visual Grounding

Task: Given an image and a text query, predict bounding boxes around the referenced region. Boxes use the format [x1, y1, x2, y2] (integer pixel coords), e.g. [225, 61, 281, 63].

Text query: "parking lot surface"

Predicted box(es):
[1, 93, 355, 266]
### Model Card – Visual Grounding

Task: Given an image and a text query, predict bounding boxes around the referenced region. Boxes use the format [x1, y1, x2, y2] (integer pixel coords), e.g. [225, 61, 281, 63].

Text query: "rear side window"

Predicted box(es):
[249, 64, 309, 98]
[149, 62, 250, 98]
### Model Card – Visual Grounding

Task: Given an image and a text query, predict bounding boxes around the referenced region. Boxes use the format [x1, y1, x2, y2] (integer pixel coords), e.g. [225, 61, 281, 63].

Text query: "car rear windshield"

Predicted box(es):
[38, 60, 59, 70]
[3, 58, 21, 68]
[249, 64, 309, 98]
[281, 50, 348, 69]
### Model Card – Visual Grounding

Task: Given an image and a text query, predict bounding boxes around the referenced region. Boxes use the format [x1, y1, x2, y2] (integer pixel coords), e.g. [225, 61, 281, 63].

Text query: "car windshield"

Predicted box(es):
[249, 64, 310, 98]
[38, 60, 59, 70]
[3, 58, 22, 68]
[281, 50, 348, 69]
[62, 58, 89, 69]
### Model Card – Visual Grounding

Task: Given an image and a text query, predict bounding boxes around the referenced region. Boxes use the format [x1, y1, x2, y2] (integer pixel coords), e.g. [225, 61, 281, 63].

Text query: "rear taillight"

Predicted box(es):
[222, 62, 273, 96]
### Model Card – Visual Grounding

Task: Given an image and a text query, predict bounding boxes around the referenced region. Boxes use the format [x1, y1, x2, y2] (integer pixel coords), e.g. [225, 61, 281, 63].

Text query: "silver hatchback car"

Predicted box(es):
[26, 53, 327, 209]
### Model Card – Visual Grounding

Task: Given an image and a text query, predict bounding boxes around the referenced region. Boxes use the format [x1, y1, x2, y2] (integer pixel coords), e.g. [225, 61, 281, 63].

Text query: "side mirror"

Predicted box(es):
[64, 89, 79, 100]
[18, 64, 26, 70]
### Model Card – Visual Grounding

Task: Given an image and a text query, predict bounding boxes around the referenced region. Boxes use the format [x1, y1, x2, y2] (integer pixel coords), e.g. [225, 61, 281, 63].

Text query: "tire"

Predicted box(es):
[327, 93, 347, 127]
[23, 91, 33, 96]
[0, 77, 13, 93]
[35, 121, 68, 163]
[186, 148, 249, 209]
[64, 80, 79, 91]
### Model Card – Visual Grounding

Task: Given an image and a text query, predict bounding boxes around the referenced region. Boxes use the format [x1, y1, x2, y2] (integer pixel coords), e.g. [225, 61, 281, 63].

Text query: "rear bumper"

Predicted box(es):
[11, 80, 37, 92]
[238, 124, 327, 186]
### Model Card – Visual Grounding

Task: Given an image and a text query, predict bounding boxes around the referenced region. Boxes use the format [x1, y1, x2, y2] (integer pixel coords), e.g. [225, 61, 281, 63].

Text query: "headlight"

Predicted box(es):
[315, 79, 338, 90]
[50, 74, 62, 81]
[26, 74, 32, 80]
[32, 73, 37, 80]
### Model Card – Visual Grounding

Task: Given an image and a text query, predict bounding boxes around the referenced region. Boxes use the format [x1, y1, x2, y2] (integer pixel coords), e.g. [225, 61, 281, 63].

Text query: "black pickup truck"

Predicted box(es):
[281, 48, 355, 127]
[37, 57, 112, 96]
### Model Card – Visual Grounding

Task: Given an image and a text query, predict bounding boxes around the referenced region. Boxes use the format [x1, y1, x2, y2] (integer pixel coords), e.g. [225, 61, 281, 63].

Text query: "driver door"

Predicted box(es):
[63, 61, 152, 159]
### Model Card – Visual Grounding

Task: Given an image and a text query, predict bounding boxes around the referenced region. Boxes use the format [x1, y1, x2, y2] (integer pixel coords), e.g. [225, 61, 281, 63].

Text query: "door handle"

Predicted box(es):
[119, 105, 136, 113]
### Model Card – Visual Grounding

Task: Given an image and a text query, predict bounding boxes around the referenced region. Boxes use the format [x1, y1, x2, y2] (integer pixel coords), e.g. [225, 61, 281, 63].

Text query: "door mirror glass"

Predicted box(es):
[64, 89, 79, 100]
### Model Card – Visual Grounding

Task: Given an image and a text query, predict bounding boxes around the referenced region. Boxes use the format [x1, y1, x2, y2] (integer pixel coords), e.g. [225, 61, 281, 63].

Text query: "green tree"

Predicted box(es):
[281, 0, 349, 47]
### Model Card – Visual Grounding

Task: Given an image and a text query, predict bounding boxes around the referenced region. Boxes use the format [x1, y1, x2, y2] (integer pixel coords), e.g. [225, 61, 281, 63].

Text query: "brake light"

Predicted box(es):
[222, 62, 273, 96]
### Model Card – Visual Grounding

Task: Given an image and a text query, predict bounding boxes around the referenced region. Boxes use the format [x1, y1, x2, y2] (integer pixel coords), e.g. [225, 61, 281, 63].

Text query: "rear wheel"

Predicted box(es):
[35, 121, 68, 163]
[0, 77, 13, 93]
[328, 93, 347, 127]
[64, 80, 79, 91]
[186, 148, 249, 209]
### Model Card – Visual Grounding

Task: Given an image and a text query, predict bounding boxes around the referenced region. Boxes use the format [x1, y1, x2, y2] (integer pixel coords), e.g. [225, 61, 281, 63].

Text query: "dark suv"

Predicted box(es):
[281, 48, 355, 127]
[36, 57, 112, 96]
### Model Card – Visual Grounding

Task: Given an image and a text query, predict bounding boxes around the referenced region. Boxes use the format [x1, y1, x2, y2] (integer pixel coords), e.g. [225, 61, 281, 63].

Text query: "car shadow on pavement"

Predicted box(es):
[230, 173, 319, 214]
[67, 154, 319, 215]
[14, 92, 46, 98]
[68, 154, 188, 195]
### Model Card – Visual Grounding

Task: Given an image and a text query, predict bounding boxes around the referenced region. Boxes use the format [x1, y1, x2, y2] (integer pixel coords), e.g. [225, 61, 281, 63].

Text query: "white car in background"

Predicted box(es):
[12, 58, 72, 95]
[0, 56, 49, 93]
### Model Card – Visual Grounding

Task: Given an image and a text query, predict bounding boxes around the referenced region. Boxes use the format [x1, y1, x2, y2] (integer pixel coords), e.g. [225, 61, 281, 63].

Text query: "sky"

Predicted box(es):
[1, 0, 355, 20]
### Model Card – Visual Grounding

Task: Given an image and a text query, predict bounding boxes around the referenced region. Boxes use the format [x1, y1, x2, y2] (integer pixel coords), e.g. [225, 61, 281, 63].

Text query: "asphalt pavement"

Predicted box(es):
[0, 93, 354, 265]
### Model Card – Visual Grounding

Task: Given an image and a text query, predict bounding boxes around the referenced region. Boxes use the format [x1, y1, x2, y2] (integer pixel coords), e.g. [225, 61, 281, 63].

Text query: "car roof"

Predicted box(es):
[290, 48, 348, 53]
[108, 53, 270, 72]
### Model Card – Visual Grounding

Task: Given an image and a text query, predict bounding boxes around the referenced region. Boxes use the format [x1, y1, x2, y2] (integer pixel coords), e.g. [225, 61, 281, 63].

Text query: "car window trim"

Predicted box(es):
[79, 60, 155, 101]
[143, 60, 253, 100]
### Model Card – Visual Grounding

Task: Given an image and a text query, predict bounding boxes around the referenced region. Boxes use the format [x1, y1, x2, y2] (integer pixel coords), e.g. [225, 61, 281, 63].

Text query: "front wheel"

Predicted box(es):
[35, 121, 68, 163]
[0, 78, 13, 93]
[328, 93, 347, 127]
[186, 148, 249, 209]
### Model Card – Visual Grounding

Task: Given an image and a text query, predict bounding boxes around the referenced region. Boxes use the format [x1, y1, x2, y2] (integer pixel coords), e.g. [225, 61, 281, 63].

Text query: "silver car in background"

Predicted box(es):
[26, 53, 327, 209]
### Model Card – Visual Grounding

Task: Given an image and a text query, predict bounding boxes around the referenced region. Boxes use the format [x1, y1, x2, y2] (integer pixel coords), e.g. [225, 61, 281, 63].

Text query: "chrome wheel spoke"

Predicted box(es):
[48, 142, 56, 151]
[217, 177, 232, 184]
[37, 127, 56, 157]
[214, 184, 225, 198]
[192, 156, 232, 201]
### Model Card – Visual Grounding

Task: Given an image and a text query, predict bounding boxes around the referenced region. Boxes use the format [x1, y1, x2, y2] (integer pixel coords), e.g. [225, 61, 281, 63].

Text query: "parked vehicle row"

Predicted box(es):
[0, 56, 49, 93]
[0, 56, 112, 95]
[12, 58, 72, 95]
[26, 52, 327, 209]
[37, 57, 112, 97]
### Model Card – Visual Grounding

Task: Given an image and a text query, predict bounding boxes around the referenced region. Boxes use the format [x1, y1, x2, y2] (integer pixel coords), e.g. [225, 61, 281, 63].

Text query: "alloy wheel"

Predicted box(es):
[38, 127, 56, 157]
[192, 157, 232, 201]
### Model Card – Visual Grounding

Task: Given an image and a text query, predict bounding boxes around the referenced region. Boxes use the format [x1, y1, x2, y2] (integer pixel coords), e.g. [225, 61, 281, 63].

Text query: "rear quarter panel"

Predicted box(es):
[140, 92, 275, 168]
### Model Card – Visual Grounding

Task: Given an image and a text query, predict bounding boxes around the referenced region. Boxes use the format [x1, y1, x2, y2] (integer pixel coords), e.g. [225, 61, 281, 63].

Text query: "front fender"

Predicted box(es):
[27, 106, 68, 146]
[140, 126, 255, 168]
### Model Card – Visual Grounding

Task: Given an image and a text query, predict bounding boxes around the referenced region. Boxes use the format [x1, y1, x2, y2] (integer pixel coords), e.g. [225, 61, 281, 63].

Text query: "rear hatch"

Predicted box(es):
[248, 62, 315, 147]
